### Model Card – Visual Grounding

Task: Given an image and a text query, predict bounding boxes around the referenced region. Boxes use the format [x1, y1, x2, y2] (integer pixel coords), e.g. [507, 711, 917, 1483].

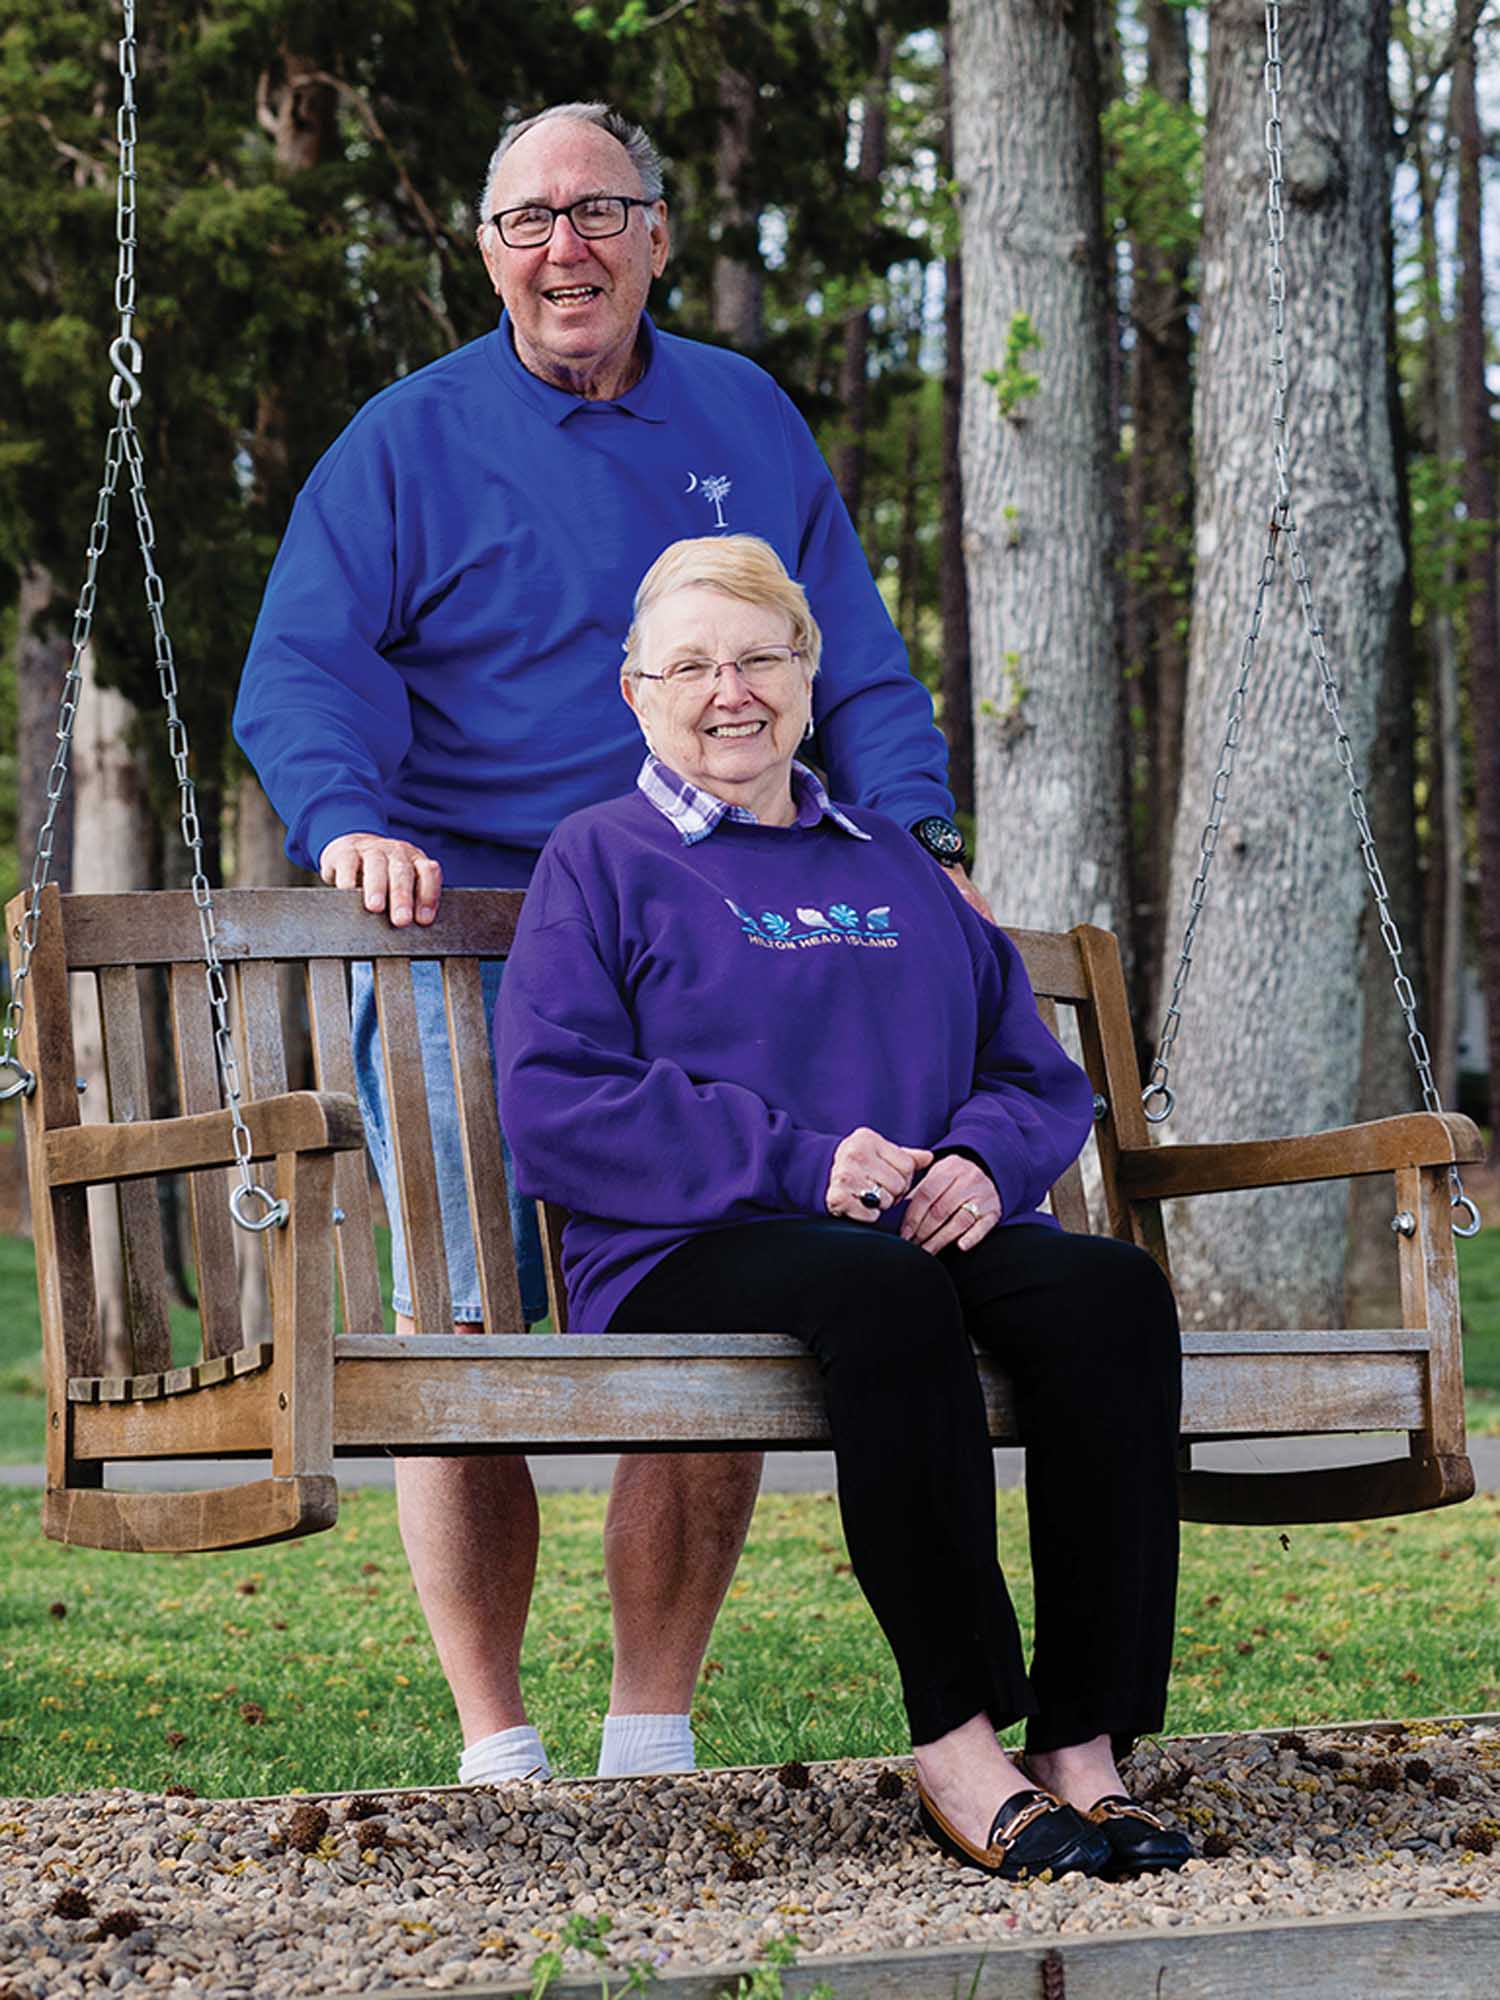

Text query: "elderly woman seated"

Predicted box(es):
[496, 535, 1190, 1881]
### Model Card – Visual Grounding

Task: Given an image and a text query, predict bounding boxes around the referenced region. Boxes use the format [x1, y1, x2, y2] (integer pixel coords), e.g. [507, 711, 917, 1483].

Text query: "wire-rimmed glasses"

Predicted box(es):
[632, 647, 804, 691]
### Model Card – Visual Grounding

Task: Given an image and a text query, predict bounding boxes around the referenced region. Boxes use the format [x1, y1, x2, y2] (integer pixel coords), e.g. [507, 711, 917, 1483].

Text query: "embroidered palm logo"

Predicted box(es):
[700, 475, 732, 529]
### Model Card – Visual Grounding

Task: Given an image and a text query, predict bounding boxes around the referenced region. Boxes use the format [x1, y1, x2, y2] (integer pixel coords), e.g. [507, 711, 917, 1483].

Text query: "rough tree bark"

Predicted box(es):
[234, 45, 337, 1340]
[951, 0, 1128, 930]
[1452, 0, 1500, 1161]
[1414, 140, 1464, 1110]
[940, 28, 974, 820]
[10, 566, 77, 1238]
[834, 24, 895, 530]
[1126, 0, 1195, 1026]
[710, 7, 762, 353]
[1159, 0, 1404, 1329]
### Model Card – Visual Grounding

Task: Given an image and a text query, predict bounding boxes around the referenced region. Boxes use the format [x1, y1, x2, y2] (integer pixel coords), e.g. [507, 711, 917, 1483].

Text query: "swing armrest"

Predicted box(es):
[45, 1090, 367, 1189]
[1114, 1111, 1483, 1203]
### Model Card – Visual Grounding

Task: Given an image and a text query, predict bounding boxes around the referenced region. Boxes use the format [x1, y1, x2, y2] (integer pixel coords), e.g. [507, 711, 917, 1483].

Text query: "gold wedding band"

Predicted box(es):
[959, 1199, 982, 1219]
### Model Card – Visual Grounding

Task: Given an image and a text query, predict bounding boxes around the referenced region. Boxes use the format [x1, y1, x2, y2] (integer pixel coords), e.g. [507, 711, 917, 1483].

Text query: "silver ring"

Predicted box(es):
[859, 1186, 883, 1210]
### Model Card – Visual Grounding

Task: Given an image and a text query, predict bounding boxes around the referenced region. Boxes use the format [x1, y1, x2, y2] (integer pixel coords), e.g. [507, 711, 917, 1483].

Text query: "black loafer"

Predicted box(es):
[918, 1783, 1112, 1880]
[1086, 1794, 1194, 1876]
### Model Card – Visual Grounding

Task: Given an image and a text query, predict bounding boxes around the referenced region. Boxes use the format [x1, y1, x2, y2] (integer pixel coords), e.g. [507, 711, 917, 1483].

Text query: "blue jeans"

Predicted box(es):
[350, 958, 548, 1326]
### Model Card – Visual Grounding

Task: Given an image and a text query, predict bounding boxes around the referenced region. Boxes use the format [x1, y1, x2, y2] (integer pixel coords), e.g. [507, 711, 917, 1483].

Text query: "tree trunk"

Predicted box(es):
[952, 0, 1128, 930]
[834, 25, 895, 529]
[1159, 0, 1404, 1330]
[69, 649, 154, 1373]
[1410, 102, 1462, 1109]
[1126, 0, 1195, 1028]
[711, 27, 762, 352]
[940, 30, 974, 820]
[9, 565, 76, 1237]
[1453, 1, 1500, 1162]
[1348, 205, 1423, 1324]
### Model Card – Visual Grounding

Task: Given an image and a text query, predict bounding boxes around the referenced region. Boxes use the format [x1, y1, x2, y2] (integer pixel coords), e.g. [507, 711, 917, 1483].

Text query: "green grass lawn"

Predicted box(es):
[2, 1486, 1498, 1800]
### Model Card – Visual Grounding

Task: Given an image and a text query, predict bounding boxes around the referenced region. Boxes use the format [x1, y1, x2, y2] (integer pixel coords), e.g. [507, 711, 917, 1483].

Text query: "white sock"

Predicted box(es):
[597, 1712, 695, 1778]
[458, 1724, 551, 1786]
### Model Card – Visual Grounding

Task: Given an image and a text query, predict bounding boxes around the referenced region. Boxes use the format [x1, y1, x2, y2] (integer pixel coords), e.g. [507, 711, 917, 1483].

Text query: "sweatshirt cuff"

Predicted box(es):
[299, 797, 393, 875]
[781, 1131, 842, 1218]
[933, 1125, 1024, 1223]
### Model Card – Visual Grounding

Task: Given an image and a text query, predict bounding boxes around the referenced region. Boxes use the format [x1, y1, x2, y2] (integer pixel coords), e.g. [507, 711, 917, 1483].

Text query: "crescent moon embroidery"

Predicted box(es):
[685, 472, 698, 494]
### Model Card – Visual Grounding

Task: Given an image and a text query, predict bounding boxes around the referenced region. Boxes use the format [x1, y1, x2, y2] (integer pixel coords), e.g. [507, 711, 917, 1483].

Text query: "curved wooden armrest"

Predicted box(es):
[45, 1089, 366, 1189]
[1115, 1111, 1482, 1203]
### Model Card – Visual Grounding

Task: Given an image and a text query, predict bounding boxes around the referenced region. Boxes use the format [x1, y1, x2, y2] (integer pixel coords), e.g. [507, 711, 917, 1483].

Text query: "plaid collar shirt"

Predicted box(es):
[635, 754, 871, 846]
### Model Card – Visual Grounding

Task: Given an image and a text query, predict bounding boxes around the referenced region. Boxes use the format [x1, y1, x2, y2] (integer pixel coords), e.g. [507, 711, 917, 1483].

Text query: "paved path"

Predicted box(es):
[4, 1434, 1499, 1493]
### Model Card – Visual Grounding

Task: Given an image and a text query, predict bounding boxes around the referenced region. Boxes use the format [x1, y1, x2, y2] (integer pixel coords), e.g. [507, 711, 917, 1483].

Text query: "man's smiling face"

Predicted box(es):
[478, 119, 669, 398]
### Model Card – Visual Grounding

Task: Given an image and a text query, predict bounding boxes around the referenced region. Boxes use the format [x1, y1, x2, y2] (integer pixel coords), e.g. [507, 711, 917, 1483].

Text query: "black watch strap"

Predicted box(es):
[910, 815, 968, 869]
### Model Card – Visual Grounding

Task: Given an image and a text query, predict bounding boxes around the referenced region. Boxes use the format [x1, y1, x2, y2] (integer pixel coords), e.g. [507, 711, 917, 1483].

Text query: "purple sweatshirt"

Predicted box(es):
[495, 783, 1095, 1333]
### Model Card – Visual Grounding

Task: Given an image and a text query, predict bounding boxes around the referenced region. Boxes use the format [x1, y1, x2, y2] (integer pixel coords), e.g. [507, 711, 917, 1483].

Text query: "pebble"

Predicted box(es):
[1, 1722, 1497, 1994]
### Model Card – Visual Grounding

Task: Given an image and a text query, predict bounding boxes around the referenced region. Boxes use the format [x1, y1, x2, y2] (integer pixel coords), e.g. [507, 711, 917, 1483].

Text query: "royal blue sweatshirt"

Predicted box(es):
[233, 314, 953, 883]
[495, 786, 1094, 1334]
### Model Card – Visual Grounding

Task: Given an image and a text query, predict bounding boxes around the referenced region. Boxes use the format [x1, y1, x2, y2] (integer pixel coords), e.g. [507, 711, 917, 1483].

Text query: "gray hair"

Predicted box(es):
[477, 102, 665, 228]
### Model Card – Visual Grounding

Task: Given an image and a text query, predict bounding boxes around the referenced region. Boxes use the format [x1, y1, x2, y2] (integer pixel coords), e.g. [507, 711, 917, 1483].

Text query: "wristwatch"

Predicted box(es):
[910, 815, 968, 869]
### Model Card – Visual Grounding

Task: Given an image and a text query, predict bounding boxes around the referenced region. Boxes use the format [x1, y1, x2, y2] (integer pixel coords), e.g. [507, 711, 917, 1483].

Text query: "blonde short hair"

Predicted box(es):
[623, 536, 822, 679]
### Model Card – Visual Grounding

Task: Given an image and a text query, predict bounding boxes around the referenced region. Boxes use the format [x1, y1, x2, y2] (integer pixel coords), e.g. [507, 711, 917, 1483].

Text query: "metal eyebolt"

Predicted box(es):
[1451, 1192, 1482, 1240]
[1141, 1082, 1174, 1125]
[229, 1183, 290, 1233]
[1092, 1094, 1109, 1123]
[1390, 1211, 1416, 1239]
[0, 1055, 36, 1102]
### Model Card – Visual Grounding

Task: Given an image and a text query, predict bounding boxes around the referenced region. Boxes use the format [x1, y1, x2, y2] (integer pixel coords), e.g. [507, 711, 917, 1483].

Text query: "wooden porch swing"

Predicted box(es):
[4, 4, 1483, 1554]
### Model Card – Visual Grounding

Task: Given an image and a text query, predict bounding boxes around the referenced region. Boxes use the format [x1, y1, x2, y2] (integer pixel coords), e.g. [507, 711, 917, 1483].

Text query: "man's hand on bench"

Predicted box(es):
[320, 833, 443, 927]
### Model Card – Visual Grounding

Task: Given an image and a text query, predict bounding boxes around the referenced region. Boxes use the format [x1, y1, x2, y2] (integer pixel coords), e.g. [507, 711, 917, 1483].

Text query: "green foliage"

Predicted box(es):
[1102, 85, 1202, 273]
[1409, 456, 1493, 630]
[981, 313, 1042, 420]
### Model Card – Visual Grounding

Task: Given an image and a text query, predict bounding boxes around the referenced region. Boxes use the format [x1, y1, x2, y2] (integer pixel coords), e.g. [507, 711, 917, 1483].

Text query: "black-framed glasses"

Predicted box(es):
[633, 647, 804, 691]
[486, 195, 654, 249]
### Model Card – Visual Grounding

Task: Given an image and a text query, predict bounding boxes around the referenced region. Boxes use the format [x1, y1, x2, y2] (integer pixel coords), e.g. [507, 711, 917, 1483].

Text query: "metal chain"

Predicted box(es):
[1142, 1, 1477, 1237]
[0, 1, 286, 1233]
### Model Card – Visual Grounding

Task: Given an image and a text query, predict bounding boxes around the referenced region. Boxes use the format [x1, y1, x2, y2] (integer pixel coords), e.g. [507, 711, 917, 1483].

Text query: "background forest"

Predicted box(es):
[1, 0, 1496, 1335]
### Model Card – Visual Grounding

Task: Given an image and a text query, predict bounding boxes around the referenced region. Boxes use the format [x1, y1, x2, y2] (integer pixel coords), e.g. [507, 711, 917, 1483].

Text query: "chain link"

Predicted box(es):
[0, 1, 286, 1231]
[1142, 2, 1476, 1237]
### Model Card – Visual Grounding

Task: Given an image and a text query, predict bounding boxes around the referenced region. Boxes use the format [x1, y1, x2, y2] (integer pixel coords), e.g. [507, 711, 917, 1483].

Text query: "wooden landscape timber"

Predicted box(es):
[6, 885, 1485, 1553]
[349, 1902, 1500, 2000]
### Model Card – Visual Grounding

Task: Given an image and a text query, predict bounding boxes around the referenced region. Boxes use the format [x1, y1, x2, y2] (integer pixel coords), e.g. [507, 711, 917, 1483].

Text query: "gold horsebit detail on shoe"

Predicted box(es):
[1086, 1797, 1171, 1830]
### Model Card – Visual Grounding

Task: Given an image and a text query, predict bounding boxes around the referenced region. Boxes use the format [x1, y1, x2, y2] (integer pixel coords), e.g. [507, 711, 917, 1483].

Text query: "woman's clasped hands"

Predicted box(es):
[824, 1127, 1002, 1252]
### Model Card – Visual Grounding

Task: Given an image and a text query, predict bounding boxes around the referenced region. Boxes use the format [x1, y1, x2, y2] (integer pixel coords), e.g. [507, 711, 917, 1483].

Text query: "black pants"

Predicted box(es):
[611, 1218, 1182, 1752]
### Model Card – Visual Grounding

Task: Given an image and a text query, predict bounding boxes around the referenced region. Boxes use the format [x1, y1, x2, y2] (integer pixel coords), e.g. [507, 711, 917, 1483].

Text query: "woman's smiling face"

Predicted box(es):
[622, 585, 814, 823]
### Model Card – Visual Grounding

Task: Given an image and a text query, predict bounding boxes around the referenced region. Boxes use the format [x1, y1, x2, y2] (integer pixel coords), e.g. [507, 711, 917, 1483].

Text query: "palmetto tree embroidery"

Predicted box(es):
[700, 475, 732, 529]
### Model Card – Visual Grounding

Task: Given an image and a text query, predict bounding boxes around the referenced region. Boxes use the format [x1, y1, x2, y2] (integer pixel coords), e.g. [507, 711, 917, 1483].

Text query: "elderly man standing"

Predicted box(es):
[235, 102, 981, 1789]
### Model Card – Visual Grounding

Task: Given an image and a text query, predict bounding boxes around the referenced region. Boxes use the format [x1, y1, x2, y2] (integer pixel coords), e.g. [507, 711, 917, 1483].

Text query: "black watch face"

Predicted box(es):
[914, 816, 965, 865]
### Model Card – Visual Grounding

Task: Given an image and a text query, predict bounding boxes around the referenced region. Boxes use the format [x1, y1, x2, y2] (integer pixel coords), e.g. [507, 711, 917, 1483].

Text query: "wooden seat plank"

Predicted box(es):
[169, 963, 244, 1360]
[443, 958, 524, 1333]
[373, 959, 453, 1330]
[305, 959, 384, 1335]
[96, 966, 174, 1377]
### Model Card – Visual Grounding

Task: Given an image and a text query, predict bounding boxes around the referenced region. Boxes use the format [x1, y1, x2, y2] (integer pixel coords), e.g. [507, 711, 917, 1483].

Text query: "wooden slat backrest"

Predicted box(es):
[7, 888, 101, 1402]
[95, 966, 173, 1376]
[50, 893, 1156, 1342]
[443, 959, 524, 1333]
[305, 959, 384, 1334]
[373, 959, 453, 1330]
[168, 963, 245, 1359]
[1033, 994, 1092, 1234]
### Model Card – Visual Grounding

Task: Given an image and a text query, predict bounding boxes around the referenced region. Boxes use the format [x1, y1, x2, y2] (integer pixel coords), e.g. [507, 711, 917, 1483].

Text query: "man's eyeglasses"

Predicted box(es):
[633, 647, 804, 691]
[487, 196, 655, 249]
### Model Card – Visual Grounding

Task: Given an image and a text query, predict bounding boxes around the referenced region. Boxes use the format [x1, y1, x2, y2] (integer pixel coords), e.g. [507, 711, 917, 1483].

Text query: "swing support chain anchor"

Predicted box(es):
[1141, 1, 1478, 1240]
[0, 0, 286, 1235]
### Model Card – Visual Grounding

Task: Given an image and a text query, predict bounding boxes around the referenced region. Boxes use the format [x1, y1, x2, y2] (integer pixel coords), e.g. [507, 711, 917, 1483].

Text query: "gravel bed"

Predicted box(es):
[2, 1720, 1499, 1996]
